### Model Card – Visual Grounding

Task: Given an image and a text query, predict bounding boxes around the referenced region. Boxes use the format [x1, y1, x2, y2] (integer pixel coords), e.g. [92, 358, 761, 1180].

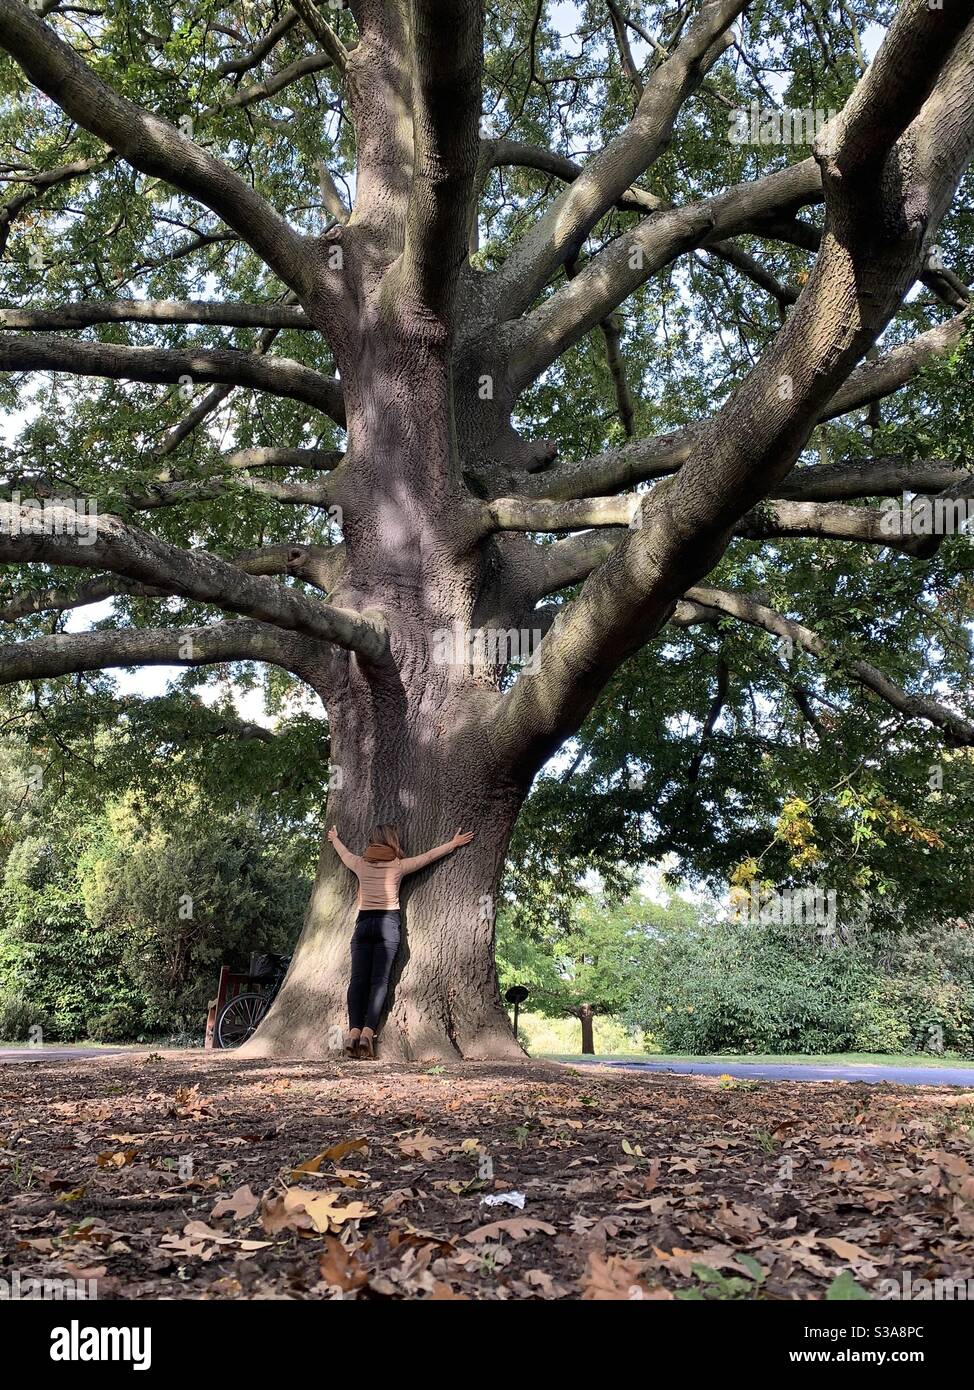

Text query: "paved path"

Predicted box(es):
[0, 1047, 137, 1064]
[3, 1048, 973, 1086]
[575, 1058, 974, 1086]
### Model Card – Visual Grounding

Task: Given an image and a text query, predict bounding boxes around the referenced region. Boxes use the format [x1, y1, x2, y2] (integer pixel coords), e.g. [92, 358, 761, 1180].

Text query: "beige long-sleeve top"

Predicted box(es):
[332, 836, 455, 910]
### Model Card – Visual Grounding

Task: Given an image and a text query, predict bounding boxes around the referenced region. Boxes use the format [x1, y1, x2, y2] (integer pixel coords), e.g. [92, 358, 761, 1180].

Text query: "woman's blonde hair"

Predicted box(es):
[363, 823, 404, 863]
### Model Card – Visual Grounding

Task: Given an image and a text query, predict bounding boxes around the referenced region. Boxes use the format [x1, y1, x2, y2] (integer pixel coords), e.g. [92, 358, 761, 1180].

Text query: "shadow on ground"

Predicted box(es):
[1, 1051, 972, 1299]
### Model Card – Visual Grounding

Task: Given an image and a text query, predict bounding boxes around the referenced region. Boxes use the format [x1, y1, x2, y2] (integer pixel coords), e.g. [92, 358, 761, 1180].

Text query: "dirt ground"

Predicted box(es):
[1, 1052, 973, 1300]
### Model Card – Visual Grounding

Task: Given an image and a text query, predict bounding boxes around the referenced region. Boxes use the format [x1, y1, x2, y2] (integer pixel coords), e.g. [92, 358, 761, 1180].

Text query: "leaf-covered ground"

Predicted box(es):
[1, 1054, 973, 1301]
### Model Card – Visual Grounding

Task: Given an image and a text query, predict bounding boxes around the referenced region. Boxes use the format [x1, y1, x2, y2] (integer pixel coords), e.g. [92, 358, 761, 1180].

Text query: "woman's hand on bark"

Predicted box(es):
[327, 825, 338, 844]
[451, 828, 475, 848]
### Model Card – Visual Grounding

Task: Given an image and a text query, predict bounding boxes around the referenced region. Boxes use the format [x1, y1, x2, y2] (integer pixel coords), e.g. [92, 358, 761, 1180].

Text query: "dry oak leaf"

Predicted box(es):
[262, 1187, 376, 1235]
[618, 1195, 671, 1214]
[524, 1268, 571, 1298]
[818, 1236, 873, 1263]
[61, 1222, 115, 1248]
[332, 1168, 368, 1189]
[713, 1202, 765, 1237]
[772, 1234, 832, 1278]
[463, 1217, 557, 1244]
[157, 1233, 212, 1260]
[292, 1137, 369, 1179]
[96, 1150, 137, 1169]
[303, 1193, 376, 1234]
[381, 1187, 420, 1215]
[930, 1150, 972, 1179]
[318, 1235, 369, 1293]
[171, 1084, 212, 1116]
[580, 1252, 668, 1301]
[572, 1213, 626, 1241]
[389, 1225, 457, 1256]
[397, 1130, 451, 1161]
[211, 1184, 260, 1222]
[650, 1244, 752, 1278]
[166, 1220, 271, 1252]
[260, 1190, 312, 1236]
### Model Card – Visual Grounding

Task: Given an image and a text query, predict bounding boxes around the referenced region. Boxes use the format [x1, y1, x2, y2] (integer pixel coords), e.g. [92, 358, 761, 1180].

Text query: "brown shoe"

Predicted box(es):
[344, 1030, 361, 1058]
[357, 1030, 375, 1060]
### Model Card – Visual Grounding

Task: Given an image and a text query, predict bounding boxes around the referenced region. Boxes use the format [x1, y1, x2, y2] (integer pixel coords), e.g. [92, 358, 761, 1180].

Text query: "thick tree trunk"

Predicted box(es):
[246, 732, 525, 1061]
[576, 1005, 596, 1056]
[245, 335, 531, 1062]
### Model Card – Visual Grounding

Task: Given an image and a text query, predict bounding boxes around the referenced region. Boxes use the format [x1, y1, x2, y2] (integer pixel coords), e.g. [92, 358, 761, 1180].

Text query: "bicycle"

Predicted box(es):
[215, 952, 291, 1048]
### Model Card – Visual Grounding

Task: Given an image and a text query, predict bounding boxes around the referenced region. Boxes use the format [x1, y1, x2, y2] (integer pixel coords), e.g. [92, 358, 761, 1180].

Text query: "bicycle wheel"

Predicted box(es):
[216, 992, 267, 1048]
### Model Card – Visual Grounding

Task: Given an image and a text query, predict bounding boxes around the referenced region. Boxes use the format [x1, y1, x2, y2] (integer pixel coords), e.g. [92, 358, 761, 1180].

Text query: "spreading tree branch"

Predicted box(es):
[0, 154, 108, 255]
[506, 159, 824, 390]
[518, 309, 969, 501]
[489, 0, 747, 319]
[0, 541, 343, 622]
[0, 0, 311, 293]
[214, 9, 300, 79]
[0, 334, 345, 423]
[0, 502, 384, 658]
[0, 621, 315, 684]
[490, 3, 974, 768]
[683, 584, 974, 746]
[779, 457, 972, 502]
[0, 301, 312, 331]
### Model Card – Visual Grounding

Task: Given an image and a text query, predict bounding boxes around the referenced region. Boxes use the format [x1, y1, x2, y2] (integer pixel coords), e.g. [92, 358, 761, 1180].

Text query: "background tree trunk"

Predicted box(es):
[576, 1004, 596, 1056]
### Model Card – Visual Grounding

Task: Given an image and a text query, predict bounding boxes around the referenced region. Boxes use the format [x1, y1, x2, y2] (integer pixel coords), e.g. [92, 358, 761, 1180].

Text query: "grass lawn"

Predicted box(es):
[542, 1050, 974, 1068]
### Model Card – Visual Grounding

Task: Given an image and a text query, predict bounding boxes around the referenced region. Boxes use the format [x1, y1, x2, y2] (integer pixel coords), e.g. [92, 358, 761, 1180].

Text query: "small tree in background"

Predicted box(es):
[498, 889, 698, 1054]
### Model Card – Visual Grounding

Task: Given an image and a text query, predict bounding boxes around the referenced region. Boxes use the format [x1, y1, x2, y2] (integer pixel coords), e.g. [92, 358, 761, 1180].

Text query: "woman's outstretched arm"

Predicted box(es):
[327, 825, 361, 870]
[400, 828, 475, 875]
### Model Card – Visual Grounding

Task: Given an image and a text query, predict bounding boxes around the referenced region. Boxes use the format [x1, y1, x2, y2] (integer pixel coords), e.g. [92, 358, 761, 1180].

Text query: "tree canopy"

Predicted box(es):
[1, 1, 973, 1059]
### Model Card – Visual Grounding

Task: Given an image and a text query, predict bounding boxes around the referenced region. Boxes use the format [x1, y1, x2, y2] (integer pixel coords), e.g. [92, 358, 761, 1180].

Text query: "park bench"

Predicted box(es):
[205, 953, 291, 1049]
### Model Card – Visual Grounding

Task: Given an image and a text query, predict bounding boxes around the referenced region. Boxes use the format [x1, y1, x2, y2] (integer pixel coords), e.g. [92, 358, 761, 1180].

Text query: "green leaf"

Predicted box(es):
[826, 1271, 872, 1301]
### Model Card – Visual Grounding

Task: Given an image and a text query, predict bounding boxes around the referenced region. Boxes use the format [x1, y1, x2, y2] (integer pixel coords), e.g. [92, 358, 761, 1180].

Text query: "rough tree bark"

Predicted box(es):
[1, 1, 973, 1060]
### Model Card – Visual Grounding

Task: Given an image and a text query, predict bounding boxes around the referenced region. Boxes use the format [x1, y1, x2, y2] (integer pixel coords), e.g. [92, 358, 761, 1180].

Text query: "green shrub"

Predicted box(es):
[851, 984, 912, 1053]
[1, 802, 309, 1042]
[626, 912, 974, 1058]
[0, 991, 46, 1042]
[86, 1002, 143, 1043]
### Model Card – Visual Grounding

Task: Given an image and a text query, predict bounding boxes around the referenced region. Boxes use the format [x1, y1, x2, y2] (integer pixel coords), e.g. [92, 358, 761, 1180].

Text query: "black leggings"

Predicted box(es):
[347, 909, 401, 1032]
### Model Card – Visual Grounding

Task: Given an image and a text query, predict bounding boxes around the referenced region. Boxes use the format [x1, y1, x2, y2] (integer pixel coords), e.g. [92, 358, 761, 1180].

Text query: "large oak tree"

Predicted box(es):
[1, 0, 973, 1059]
